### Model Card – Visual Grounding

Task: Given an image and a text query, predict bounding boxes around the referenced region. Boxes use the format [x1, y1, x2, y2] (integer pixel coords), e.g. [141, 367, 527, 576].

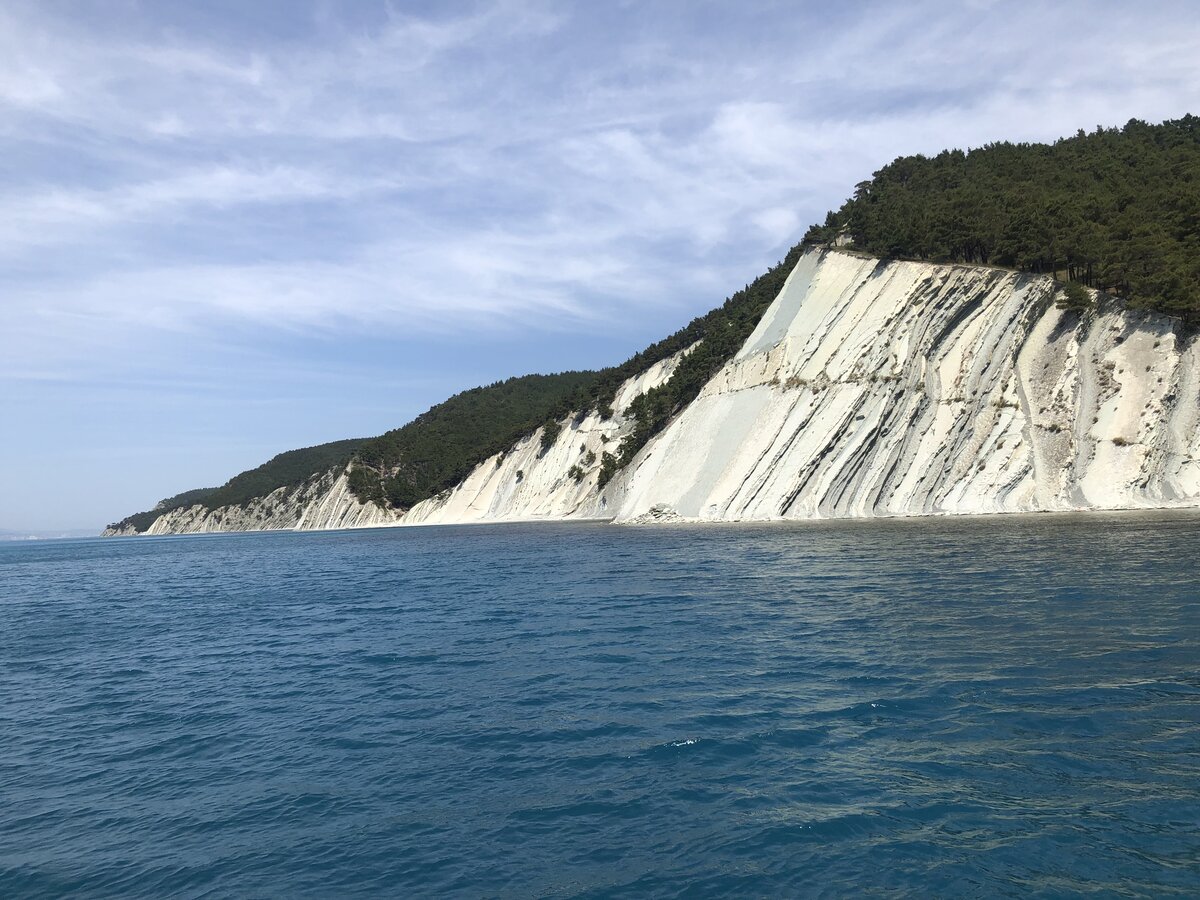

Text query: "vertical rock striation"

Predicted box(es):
[402, 349, 693, 525]
[612, 250, 1200, 520]
[140, 468, 403, 535]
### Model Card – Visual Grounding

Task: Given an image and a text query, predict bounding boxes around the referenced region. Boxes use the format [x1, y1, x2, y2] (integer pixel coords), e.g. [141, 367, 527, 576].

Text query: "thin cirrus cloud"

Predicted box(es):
[5, 2, 1199, 347]
[1, 0, 1198, 530]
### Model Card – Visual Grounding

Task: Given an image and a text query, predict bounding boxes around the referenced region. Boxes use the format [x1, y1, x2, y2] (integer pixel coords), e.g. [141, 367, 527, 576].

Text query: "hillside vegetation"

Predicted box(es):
[106, 440, 363, 533]
[110, 487, 218, 534]
[803, 116, 1200, 321]
[347, 372, 598, 508]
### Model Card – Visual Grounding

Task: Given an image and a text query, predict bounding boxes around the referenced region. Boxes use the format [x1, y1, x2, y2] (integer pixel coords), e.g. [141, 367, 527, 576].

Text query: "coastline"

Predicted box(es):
[97, 503, 1200, 539]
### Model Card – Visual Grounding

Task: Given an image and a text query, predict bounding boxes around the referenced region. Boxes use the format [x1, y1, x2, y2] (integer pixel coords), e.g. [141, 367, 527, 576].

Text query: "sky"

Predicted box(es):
[2, 0, 1199, 531]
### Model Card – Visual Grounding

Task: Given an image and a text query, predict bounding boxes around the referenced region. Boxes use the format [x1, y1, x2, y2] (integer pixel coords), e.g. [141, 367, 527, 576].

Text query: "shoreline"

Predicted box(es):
[96, 503, 1200, 540]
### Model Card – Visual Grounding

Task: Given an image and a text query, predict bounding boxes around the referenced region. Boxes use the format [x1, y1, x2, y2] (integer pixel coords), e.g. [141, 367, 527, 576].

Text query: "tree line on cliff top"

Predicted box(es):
[803, 116, 1200, 321]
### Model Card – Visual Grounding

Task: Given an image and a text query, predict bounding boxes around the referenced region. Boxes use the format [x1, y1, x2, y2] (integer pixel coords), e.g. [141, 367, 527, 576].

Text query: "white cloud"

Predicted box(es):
[0, 165, 408, 252]
[2, 0, 1199, 381]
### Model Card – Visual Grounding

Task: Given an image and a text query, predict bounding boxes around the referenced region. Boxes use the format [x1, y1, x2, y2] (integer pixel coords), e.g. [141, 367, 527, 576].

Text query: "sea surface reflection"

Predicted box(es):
[2, 513, 1198, 896]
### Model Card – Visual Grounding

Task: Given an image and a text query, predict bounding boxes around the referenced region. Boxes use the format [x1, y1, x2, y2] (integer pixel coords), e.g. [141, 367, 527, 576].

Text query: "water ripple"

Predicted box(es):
[2, 514, 1199, 896]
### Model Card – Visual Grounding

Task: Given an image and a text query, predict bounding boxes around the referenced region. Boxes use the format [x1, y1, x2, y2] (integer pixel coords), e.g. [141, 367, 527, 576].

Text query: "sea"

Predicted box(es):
[2, 514, 1198, 897]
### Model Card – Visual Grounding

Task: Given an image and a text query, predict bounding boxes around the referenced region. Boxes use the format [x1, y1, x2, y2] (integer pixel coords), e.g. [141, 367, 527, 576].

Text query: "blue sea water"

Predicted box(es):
[2, 515, 1199, 897]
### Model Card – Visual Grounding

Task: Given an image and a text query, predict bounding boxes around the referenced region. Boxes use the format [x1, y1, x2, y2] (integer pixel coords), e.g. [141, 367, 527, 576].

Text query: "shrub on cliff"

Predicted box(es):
[540, 420, 562, 455]
[1056, 281, 1093, 314]
[597, 452, 619, 488]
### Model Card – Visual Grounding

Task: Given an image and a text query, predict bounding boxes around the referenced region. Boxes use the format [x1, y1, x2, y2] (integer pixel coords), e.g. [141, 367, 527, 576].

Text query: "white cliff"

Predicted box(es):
[126, 348, 693, 534]
[402, 350, 691, 525]
[140, 468, 401, 535]
[116, 249, 1200, 535]
[611, 250, 1200, 520]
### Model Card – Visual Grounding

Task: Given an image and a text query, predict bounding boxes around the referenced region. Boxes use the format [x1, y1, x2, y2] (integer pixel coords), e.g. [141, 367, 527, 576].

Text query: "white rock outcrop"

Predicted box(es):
[127, 348, 693, 534]
[116, 249, 1200, 535]
[139, 468, 402, 535]
[402, 349, 692, 526]
[611, 250, 1200, 520]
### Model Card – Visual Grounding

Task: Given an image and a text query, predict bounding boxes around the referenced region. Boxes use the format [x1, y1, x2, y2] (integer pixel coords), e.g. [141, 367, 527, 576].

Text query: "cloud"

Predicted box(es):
[3, 1, 1200, 381]
[0, 164, 413, 255]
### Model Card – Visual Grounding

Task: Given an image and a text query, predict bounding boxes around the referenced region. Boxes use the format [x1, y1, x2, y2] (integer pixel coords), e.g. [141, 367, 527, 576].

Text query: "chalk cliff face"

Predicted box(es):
[403, 350, 690, 525]
[611, 251, 1200, 520]
[117, 249, 1200, 535]
[137, 468, 400, 535]
[120, 348, 693, 534]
